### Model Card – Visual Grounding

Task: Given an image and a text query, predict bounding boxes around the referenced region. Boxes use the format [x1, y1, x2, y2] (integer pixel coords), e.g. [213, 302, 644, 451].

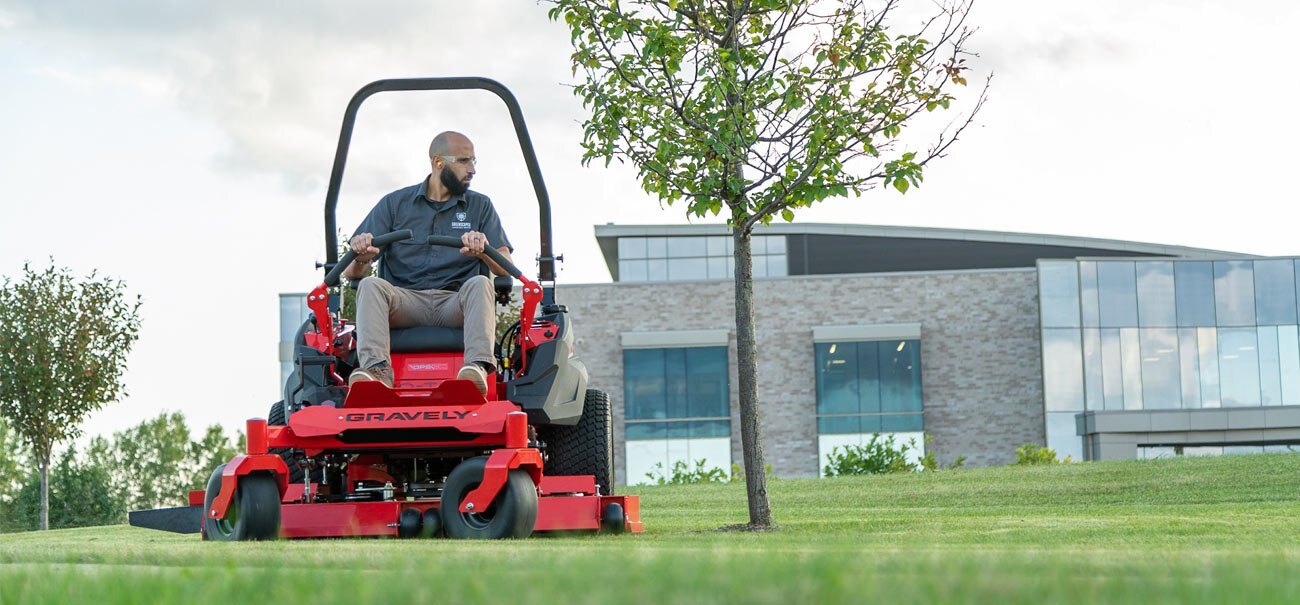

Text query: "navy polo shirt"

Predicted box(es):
[353, 177, 513, 292]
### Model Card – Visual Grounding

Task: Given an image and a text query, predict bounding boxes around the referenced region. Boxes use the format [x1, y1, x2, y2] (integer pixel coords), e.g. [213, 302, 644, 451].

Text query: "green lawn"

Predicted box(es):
[3, 454, 1300, 604]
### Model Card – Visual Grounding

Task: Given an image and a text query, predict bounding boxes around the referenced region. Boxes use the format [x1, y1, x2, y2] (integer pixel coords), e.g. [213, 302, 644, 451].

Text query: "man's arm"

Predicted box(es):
[342, 233, 380, 280]
[459, 231, 512, 277]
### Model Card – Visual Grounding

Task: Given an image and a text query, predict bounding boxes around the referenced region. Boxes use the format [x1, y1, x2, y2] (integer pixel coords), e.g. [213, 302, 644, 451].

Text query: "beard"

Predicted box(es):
[440, 169, 469, 197]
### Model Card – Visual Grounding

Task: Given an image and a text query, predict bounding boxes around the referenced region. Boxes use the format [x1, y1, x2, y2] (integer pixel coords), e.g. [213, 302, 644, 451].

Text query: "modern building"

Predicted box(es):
[278, 222, 1300, 486]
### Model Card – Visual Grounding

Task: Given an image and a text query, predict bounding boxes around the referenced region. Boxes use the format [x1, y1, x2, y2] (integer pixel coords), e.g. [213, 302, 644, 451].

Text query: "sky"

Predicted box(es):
[1, 1, 1298, 442]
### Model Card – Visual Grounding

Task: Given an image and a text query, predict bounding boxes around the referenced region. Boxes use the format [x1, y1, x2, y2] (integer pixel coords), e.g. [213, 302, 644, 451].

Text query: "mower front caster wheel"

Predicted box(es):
[202, 464, 281, 541]
[440, 456, 537, 539]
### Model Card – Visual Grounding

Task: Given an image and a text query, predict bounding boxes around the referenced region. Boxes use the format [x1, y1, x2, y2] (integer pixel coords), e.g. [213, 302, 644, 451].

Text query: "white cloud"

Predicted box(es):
[5, 1, 580, 193]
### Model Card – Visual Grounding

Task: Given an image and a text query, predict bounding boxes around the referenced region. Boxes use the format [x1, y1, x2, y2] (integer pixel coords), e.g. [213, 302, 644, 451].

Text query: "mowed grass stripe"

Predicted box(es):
[2, 453, 1299, 603]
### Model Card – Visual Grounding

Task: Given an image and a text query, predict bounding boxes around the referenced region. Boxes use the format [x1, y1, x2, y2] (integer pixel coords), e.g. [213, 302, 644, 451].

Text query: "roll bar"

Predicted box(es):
[322, 77, 556, 286]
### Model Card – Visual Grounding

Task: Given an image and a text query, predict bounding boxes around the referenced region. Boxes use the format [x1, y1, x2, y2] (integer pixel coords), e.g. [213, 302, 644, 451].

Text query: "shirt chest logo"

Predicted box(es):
[451, 211, 472, 230]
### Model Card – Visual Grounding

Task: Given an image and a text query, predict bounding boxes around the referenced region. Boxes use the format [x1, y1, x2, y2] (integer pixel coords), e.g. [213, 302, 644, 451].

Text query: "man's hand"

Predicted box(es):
[460, 231, 489, 257]
[350, 233, 380, 263]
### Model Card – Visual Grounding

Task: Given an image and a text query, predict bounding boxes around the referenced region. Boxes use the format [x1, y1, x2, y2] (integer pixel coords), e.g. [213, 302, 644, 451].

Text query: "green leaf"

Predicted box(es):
[894, 178, 910, 194]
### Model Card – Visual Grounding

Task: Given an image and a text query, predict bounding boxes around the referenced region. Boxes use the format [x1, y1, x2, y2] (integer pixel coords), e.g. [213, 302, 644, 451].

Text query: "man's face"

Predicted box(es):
[434, 137, 476, 196]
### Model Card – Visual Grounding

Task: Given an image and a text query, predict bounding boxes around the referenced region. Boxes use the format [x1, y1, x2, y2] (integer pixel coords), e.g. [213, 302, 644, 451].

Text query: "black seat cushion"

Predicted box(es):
[390, 326, 465, 353]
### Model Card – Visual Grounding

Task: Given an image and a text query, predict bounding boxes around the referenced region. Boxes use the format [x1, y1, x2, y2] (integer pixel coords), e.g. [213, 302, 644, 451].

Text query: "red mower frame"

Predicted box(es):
[130, 77, 642, 540]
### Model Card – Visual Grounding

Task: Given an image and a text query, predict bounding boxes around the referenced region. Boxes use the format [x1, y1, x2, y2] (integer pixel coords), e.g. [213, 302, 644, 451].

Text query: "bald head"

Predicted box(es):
[429, 131, 471, 159]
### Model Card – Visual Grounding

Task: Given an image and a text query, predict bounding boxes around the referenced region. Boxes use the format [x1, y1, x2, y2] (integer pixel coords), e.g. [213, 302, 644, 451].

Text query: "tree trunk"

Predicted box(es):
[39, 455, 49, 531]
[732, 228, 773, 529]
[722, 3, 771, 529]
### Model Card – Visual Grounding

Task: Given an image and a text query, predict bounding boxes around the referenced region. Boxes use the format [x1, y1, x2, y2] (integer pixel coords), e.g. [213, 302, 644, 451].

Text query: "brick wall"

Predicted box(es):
[554, 267, 1044, 483]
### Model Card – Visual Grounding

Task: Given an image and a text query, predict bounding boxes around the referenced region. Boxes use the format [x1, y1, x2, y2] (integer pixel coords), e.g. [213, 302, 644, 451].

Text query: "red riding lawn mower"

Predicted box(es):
[128, 77, 642, 540]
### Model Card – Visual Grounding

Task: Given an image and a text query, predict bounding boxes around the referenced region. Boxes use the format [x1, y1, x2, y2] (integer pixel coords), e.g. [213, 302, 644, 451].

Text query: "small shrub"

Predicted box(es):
[824, 434, 917, 476]
[645, 459, 730, 485]
[1014, 442, 1072, 465]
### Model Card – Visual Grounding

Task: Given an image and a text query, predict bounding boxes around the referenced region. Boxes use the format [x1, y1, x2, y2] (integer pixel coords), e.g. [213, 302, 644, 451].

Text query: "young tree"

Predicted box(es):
[9, 446, 127, 531]
[548, 0, 986, 528]
[0, 261, 142, 530]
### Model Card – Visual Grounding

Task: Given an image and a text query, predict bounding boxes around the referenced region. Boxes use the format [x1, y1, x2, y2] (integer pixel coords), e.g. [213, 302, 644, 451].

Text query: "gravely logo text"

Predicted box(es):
[345, 411, 470, 422]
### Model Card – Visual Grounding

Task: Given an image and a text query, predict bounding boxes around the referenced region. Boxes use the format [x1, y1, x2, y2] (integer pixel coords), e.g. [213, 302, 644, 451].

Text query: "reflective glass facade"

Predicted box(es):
[1039, 258, 1300, 456]
[617, 235, 787, 281]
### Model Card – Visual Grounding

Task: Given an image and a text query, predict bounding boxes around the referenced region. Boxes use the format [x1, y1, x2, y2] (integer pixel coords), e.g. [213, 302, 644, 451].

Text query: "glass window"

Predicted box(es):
[1043, 329, 1084, 412]
[1197, 327, 1221, 408]
[623, 346, 730, 424]
[817, 416, 860, 435]
[1045, 412, 1084, 463]
[624, 422, 666, 440]
[1080, 262, 1100, 328]
[666, 237, 706, 258]
[1218, 327, 1260, 407]
[767, 255, 788, 277]
[1254, 259, 1298, 325]
[1223, 445, 1264, 456]
[752, 258, 768, 278]
[663, 349, 689, 419]
[706, 236, 727, 257]
[1101, 328, 1125, 410]
[1178, 328, 1201, 408]
[1139, 328, 1180, 409]
[1136, 262, 1177, 327]
[1121, 328, 1143, 410]
[1280, 326, 1300, 405]
[1174, 262, 1216, 327]
[816, 340, 923, 433]
[686, 347, 729, 418]
[1214, 261, 1256, 326]
[1039, 261, 1081, 328]
[880, 340, 922, 413]
[817, 342, 859, 415]
[646, 237, 667, 258]
[667, 257, 707, 280]
[707, 257, 728, 279]
[624, 349, 666, 419]
[619, 237, 647, 259]
[1098, 262, 1138, 327]
[751, 236, 768, 255]
[767, 236, 787, 254]
[1258, 326, 1282, 406]
[690, 419, 730, 438]
[647, 259, 668, 281]
[881, 413, 923, 432]
[1082, 329, 1104, 411]
[619, 259, 647, 282]
[858, 343, 882, 413]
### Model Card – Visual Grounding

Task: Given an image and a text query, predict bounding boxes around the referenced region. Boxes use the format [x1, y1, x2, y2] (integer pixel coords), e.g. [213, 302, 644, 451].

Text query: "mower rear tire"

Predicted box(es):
[202, 465, 281, 541]
[268, 400, 287, 425]
[440, 456, 537, 539]
[267, 401, 307, 484]
[540, 389, 614, 494]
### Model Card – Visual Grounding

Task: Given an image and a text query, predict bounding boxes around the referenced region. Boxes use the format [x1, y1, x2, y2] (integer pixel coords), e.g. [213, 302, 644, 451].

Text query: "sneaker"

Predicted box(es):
[348, 366, 394, 389]
[457, 363, 489, 395]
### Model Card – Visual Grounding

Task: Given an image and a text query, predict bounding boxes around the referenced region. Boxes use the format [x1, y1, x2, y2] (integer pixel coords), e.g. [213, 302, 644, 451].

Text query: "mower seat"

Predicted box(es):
[390, 326, 464, 353]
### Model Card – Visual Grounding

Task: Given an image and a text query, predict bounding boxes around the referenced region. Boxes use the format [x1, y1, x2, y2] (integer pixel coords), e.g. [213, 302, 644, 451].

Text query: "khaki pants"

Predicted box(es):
[355, 275, 495, 371]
